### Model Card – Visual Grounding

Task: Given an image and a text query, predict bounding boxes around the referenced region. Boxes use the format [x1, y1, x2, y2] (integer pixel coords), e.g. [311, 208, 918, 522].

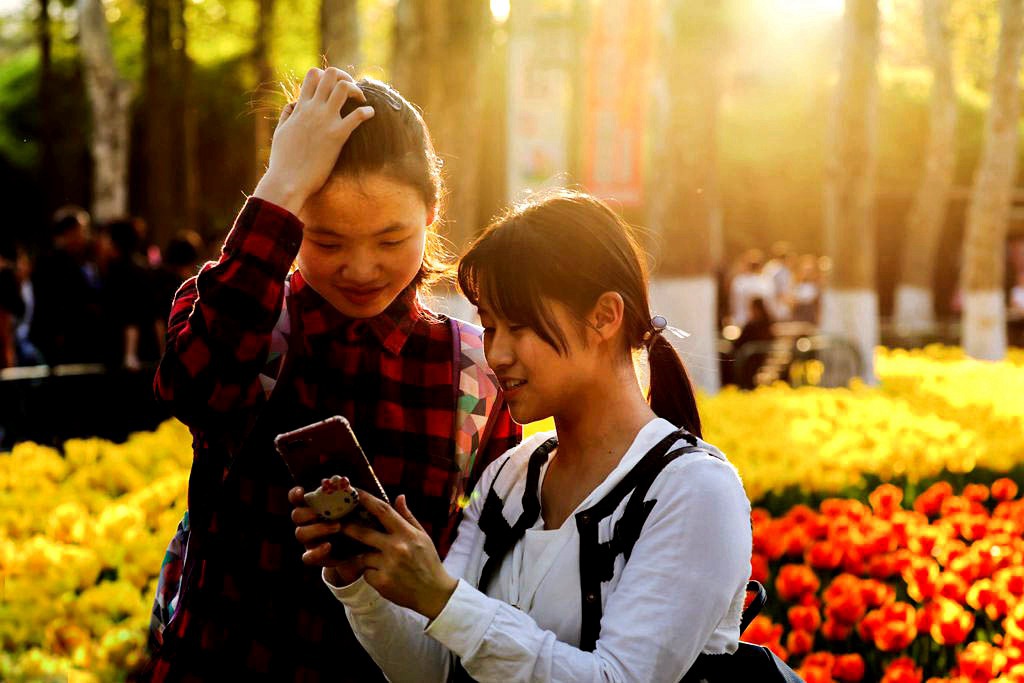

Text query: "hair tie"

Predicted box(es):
[643, 314, 691, 346]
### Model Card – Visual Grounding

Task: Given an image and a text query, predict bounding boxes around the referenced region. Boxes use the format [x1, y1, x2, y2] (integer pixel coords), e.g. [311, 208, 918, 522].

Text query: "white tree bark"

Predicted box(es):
[78, 0, 133, 222]
[961, 0, 1024, 360]
[645, 2, 725, 393]
[649, 277, 720, 394]
[894, 0, 957, 331]
[822, 0, 880, 383]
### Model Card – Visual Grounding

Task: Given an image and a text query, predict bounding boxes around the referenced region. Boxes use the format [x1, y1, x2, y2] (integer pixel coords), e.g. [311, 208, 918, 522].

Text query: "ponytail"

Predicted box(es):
[647, 334, 702, 438]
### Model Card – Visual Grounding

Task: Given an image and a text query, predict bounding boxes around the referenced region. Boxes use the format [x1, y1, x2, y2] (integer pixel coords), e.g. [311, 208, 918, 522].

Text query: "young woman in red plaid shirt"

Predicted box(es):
[144, 67, 520, 682]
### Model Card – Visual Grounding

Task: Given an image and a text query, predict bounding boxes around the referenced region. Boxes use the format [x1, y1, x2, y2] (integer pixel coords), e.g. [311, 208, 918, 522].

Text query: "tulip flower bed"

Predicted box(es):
[0, 346, 1022, 681]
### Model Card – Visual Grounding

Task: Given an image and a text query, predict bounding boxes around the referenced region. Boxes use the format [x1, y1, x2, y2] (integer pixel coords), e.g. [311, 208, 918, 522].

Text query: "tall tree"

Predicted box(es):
[321, 0, 360, 69]
[821, 0, 880, 383]
[253, 0, 275, 185]
[961, 0, 1024, 360]
[391, 0, 491, 251]
[38, 0, 58, 213]
[894, 0, 957, 332]
[78, 0, 133, 222]
[646, 1, 728, 393]
[144, 0, 189, 245]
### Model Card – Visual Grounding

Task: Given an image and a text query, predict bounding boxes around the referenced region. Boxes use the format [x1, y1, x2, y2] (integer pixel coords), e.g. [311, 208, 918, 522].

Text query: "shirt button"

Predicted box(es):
[579, 513, 591, 526]
[585, 593, 597, 603]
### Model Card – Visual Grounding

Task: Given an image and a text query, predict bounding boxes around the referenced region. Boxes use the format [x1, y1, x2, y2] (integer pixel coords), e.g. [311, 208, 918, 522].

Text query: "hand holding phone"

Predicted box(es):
[276, 416, 388, 558]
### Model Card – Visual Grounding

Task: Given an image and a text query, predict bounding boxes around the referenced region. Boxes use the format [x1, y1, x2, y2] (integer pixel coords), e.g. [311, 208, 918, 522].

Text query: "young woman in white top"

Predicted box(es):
[290, 190, 753, 682]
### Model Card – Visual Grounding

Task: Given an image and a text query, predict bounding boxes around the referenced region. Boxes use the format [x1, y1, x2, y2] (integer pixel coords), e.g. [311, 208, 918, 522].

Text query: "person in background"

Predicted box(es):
[790, 255, 822, 326]
[762, 241, 796, 321]
[97, 217, 152, 370]
[729, 248, 771, 328]
[0, 242, 24, 369]
[733, 297, 775, 389]
[30, 206, 105, 365]
[150, 230, 205, 357]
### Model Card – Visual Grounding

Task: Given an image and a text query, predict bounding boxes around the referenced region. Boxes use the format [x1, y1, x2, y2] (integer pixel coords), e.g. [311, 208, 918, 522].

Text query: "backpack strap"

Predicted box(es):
[448, 317, 505, 514]
[577, 429, 701, 652]
[476, 437, 558, 593]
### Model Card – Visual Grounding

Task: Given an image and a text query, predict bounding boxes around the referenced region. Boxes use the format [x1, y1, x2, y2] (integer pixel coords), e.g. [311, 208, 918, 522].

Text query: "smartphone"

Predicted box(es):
[275, 415, 388, 558]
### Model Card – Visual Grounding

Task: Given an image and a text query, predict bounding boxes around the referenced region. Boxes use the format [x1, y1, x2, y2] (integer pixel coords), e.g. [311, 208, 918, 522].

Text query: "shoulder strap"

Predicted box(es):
[449, 317, 505, 514]
[476, 437, 557, 593]
[577, 429, 701, 652]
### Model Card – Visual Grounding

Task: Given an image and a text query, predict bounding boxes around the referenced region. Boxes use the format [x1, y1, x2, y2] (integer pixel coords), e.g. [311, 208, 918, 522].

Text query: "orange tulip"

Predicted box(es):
[915, 482, 954, 518]
[870, 484, 905, 518]
[822, 618, 853, 641]
[776, 564, 821, 603]
[833, 653, 866, 682]
[750, 552, 770, 584]
[881, 656, 923, 683]
[789, 604, 822, 633]
[958, 641, 1007, 681]
[963, 483, 990, 504]
[742, 614, 782, 645]
[787, 628, 814, 656]
[808, 540, 845, 570]
[871, 602, 918, 652]
[992, 478, 1019, 502]
[929, 597, 975, 646]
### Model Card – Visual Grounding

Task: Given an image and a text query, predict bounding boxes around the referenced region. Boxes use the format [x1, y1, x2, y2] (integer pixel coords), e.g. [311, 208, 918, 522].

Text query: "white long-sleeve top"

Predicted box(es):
[326, 418, 753, 683]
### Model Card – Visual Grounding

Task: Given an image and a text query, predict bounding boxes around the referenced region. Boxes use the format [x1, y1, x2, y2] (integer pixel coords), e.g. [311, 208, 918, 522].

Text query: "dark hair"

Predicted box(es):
[102, 217, 145, 257]
[164, 230, 204, 268]
[458, 190, 702, 437]
[51, 205, 89, 239]
[330, 77, 451, 288]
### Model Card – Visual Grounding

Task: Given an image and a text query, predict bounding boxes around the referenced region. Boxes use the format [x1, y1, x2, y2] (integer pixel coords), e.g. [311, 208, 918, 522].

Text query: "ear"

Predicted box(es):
[588, 291, 625, 343]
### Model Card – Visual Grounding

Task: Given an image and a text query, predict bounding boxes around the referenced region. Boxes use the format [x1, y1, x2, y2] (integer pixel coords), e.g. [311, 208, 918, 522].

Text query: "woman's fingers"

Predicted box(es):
[298, 67, 322, 101]
[337, 105, 375, 140]
[277, 101, 296, 130]
[301, 542, 334, 566]
[295, 520, 341, 546]
[288, 486, 307, 506]
[314, 66, 347, 101]
[327, 79, 367, 112]
[394, 495, 426, 533]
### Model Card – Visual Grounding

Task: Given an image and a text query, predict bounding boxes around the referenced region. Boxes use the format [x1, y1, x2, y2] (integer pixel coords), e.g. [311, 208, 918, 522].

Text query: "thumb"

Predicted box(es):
[395, 495, 426, 533]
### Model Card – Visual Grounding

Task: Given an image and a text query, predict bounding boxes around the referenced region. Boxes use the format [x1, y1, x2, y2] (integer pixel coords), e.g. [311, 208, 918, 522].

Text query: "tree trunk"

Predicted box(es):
[321, 0, 360, 70]
[78, 0, 133, 223]
[821, 0, 880, 383]
[391, 0, 490, 251]
[961, 0, 1024, 360]
[253, 0, 275, 184]
[38, 0, 58, 213]
[894, 0, 957, 332]
[144, 0, 188, 245]
[646, 2, 726, 393]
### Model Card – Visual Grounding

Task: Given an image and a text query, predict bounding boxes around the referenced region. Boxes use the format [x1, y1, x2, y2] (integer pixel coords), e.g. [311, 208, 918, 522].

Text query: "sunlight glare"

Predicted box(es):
[491, 0, 511, 24]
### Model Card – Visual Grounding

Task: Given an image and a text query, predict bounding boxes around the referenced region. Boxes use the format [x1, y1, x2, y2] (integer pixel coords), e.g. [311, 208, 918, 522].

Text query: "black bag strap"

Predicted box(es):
[577, 429, 700, 652]
[475, 437, 557, 593]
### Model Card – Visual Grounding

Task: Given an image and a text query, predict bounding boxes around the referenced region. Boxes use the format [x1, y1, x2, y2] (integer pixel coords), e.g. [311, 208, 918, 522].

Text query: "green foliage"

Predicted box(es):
[0, 49, 39, 170]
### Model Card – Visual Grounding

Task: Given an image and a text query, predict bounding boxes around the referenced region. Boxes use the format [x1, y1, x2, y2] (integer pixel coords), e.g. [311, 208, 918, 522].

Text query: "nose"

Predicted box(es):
[484, 328, 514, 373]
[341, 245, 382, 284]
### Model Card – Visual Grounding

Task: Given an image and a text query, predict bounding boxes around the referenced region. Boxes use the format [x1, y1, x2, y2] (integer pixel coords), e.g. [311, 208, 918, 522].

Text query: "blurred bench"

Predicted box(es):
[0, 363, 171, 450]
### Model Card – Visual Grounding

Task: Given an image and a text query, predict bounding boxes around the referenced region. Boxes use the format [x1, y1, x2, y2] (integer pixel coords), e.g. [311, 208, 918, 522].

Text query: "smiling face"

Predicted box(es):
[296, 174, 432, 319]
[479, 296, 599, 425]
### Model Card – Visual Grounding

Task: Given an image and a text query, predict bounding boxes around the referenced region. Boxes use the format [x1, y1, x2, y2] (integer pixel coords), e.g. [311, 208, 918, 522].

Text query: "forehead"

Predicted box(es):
[300, 174, 428, 237]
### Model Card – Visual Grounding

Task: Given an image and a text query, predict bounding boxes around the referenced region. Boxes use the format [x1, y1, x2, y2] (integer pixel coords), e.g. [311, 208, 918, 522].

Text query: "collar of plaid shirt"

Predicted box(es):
[288, 269, 428, 355]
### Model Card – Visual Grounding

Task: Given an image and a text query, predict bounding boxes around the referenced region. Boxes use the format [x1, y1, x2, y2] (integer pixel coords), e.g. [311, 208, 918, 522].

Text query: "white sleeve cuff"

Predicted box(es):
[322, 571, 385, 613]
[424, 578, 500, 659]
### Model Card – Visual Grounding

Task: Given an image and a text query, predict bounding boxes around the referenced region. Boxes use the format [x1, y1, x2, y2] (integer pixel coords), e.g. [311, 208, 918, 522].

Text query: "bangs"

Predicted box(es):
[458, 217, 573, 354]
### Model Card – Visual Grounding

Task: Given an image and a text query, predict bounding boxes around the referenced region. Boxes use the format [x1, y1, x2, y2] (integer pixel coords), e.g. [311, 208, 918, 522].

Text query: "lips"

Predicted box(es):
[339, 285, 387, 305]
[499, 378, 528, 396]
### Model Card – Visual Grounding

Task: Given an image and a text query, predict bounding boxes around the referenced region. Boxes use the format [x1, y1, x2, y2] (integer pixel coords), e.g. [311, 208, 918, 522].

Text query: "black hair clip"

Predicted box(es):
[360, 82, 403, 111]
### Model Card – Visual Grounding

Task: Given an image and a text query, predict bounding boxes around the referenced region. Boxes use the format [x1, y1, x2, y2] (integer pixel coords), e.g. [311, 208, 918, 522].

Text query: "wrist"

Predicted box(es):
[253, 174, 307, 216]
[421, 574, 459, 620]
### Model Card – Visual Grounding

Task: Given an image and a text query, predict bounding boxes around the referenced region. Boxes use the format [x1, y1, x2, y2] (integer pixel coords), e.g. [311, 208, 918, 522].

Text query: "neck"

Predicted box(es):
[551, 358, 657, 471]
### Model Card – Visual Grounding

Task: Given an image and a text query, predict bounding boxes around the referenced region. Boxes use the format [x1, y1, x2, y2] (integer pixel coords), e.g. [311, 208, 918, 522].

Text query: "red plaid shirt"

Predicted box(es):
[146, 198, 520, 682]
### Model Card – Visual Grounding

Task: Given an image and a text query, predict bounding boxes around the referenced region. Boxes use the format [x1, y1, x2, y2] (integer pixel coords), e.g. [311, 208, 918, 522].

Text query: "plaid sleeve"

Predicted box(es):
[154, 197, 303, 430]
